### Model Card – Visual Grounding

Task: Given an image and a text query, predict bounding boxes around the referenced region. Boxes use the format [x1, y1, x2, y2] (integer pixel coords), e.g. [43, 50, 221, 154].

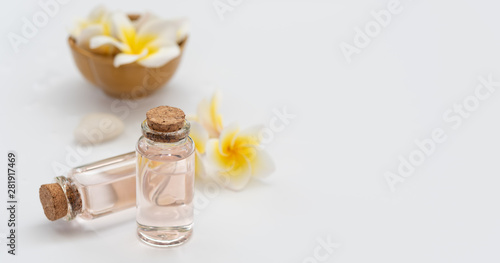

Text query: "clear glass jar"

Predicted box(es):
[39, 152, 136, 221]
[136, 119, 195, 247]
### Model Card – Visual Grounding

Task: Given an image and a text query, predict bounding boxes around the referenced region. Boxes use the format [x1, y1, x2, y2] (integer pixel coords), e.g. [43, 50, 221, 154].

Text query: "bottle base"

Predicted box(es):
[137, 223, 192, 247]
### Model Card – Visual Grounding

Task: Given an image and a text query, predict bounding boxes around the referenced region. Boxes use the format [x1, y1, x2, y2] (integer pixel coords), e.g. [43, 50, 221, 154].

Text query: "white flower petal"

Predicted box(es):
[68, 6, 110, 40]
[218, 155, 252, 191]
[197, 99, 211, 130]
[204, 123, 273, 190]
[195, 151, 208, 180]
[238, 125, 265, 146]
[68, 18, 86, 39]
[133, 12, 158, 30]
[76, 24, 104, 47]
[205, 138, 252, 190]
[137, 19, 178, 44]
[168, 17, 190, 42]
[89, 35, 129, 53]
[249, 147, 275, 178]
[88, 5, 108, 22]
[218, 123, 240, 156]
[189, 121, 209, 154]
[113, 49, 148, 67]
[111, 12, 135, 44]
[205, 138, 220, 163]
[197, 91, 223, 138]
[186, 114, 198, 122]
[146, 38, 178, 50]
[137, 46, 180, 68]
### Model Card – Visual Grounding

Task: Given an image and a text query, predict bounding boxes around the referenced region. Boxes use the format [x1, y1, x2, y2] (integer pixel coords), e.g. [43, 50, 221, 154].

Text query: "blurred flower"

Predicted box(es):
[133, 13, 189, 43]
[168, 17, 190, 43]
[197, 91, 224, 138]
[189, 91, 275, 190]
[189, 120, 209, 179]
[70, 6, 189, 67]
[90, 12, 186, 68]
[205, 124, 275, 190]
[70, 5, 115, 55]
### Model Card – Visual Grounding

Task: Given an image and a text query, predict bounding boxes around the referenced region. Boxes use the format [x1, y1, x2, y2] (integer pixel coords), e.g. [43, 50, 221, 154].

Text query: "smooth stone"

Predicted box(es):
[74, 113, 124, 145]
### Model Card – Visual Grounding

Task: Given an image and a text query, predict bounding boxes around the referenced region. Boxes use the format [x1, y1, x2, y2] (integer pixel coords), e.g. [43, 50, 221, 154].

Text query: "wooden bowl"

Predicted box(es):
[68, 36, 186, 99]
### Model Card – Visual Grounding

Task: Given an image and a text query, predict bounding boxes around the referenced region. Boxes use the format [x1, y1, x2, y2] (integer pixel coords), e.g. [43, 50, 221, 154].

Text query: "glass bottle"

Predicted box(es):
[39, 152, 136, 221]
[135, 106, 195, 247]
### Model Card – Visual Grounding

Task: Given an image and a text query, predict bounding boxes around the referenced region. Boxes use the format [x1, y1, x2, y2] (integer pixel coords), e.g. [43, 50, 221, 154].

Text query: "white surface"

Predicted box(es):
[1, 0, 500, 262]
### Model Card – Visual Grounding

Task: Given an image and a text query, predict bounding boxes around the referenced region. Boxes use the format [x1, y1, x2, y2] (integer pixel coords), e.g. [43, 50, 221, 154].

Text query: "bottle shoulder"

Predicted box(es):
[136, 136, 195, 161]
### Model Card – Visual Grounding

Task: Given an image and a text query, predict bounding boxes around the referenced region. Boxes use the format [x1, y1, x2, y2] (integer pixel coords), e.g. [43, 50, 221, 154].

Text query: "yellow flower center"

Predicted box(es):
[121, 28, 157, 55]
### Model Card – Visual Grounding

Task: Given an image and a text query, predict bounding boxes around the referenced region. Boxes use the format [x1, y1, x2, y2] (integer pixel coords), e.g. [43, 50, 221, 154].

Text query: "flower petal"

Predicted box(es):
[137, 45, 180, 68]
[76, 24, 104, 47]
[132, 12, 158, 30]
[206, 138, 226, 168]
[206, 138, 252, 190]
[197, 99, 212, 136]
[90, 35, 128, 52]
[113, 48, 148, 67]
[137, 18, 178, 44]
[217, 154, 252, 191]
[218, 124, 240, 156]
[233, 125, 263, 149]
[69, 5, 110, 40]
[248, 147, 275, 178]
[189, 121, 209, 154]
[186, 114, 198, 122]
[164, 17, 190, 42]
[197, 91, 224, 138]
[88, 5, 108, 22]
[210, 91, 224, 133]
[111, 12, 136, 45]
[174, 18, 190, 42]
[195, 151, 207, 179]
[69, 18, 87, 39]
[204, 123, 274, 190]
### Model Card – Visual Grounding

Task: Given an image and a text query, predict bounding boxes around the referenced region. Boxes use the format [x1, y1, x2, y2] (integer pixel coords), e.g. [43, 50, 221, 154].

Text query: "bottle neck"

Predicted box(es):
[144, 136, 188, 147]
[141, 119, 190, 143]
[55, 176, 82, 221]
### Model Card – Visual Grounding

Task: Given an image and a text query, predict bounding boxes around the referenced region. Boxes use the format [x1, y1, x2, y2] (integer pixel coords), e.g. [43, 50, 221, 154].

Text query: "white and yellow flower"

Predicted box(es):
[189, 120, 209, 179]
[133, 13, 189, 43]
[205, 124, 275, 190]
[89, 12, 187, 68]
[188, 91, 275, 189]
[70, 5, 114, 55]
[197, 91, 224, 138]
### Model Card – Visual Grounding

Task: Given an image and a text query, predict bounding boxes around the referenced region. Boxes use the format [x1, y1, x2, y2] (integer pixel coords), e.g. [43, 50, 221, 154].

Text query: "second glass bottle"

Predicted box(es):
[135, 106, 195, 247]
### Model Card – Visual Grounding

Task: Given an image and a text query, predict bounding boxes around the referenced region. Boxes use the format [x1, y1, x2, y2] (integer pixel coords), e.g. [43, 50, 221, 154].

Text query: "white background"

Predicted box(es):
[1, 0, 500, 262]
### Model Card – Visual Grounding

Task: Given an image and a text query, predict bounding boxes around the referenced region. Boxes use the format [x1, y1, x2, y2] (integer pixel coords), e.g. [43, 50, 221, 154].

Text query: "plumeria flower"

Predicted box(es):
[133, 13, 189, 43]
[167, 17, 190, 43]
[188, 91, 275, 189]
[188, 91, 223, 179]
[70, 5, 115, 55]
[197, 91, 224, 138]
[189, 120, 209, 179]
[90, 12, 187, 68]
[205, 124, 275, 190]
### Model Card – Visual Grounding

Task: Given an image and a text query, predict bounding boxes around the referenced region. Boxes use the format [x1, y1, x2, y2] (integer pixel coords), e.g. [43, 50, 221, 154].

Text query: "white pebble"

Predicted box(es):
[74, 113, 124, 145]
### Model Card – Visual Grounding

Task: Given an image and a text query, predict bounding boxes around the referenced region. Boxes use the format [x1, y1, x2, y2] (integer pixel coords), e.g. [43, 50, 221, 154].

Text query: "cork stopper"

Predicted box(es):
[144, 106, 188, 143]
[39, 183, 68, 221]
[146, 106, 185, 132]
